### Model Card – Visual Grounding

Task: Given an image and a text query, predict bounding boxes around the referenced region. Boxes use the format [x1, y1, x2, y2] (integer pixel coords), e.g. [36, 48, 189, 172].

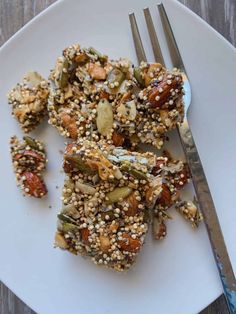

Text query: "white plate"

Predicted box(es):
[0, 0, 236, 313]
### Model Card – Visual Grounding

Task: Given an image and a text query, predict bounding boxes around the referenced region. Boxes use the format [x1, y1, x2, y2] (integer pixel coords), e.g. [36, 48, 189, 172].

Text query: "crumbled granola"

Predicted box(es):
[55, 140, 162, 271]
[10, 135, 47, 198]
[176, 200, 203, 228]
[8, 72, 49, 132]
[151, 151, 198, 239]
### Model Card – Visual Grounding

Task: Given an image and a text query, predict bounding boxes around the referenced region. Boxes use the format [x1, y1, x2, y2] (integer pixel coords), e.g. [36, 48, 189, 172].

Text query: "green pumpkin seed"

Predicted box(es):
[88, 47, 107, 63]
[58, 58, 69, 89]
[57, 213, 76, 224]
[106, 186, 133, 204]
[62, 222, 78, 233]
[134, 67, 145, 87]
[23, 136, 39, 150]
[64, 154, 95, 174]
[107, 68, 125, 88]
[120, 163, 147, 180]
[96, 99, 113, 136]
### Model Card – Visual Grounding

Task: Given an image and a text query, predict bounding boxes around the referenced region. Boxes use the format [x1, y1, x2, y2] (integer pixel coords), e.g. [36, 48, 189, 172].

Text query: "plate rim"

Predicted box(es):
[0, 0, 235, 313]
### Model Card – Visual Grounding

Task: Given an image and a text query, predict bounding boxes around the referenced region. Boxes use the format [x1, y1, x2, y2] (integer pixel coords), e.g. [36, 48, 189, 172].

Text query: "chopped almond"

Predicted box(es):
[118, 233, 141, 253]
[88, 63, 106, 80]
[60, 113, 78, 139]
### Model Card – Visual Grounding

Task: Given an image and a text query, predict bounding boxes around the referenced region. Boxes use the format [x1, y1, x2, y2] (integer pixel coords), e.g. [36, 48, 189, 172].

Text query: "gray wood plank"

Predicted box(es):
[0, 0, 235, 313]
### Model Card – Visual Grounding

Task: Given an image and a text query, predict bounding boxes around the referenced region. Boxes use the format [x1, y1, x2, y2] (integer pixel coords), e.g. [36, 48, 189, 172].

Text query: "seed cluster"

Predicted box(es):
[176, 200, 203, 228]
[8, 72, 49, 133]
[48, 44, 184, 149]
[55, 140, 162, 271]
[151, 151, 202, 239]
[10, 136, 47, 198]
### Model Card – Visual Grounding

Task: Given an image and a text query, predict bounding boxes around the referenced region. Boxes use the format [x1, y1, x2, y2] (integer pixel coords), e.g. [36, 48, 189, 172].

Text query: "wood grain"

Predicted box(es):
[0, 0, 235, 313]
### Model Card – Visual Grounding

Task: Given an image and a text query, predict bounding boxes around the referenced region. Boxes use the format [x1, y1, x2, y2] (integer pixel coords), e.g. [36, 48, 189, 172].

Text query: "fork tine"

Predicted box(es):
[157, 3, 185, 71]
[129, 13, 147, 63]
[143, 7, 165, 66]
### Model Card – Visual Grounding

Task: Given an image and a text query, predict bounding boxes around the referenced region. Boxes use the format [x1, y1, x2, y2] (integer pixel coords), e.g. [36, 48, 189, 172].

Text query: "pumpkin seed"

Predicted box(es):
[107, 68, 125, 88]
[23, 136, 39, 150]
[120, 163, 147, 180]
[134, 67, 145, 87]
[58, 58, 69, 88]
[24, 71, 43, 88]
[75, 180, 96, 195]
[106, 186, 133, 204]
[64, 154, 95, 174]
[96, 99, 113, 136]
[88, 47, 107, 63]
[57, 213, 76, 224]
[62, 223, 78, 233]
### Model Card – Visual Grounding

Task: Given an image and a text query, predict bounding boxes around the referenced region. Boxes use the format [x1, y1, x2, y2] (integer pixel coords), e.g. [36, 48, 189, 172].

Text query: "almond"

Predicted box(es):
[118, 233, 141, 253]
[109, 222, 119, 233]
[157, 184, 172, 207]
[23, 171, 47, 198]
[99, 235, 110, 252]
[172, 164, 190, 189]
[99, 90, 109, 99]
[88, 63, 106, 80]
[112, 132, 125, 147]
[74, 53, 89, 64]
[65, 143, 77, 154]
[119, 91, 131, 104]
[80, 228, 90, 246]
[152, 157, 167, 175]
[14, 150, 45, 163]
[60, 113, 78, 139]
[148, 73, 183, 108]
[125, 192, 139, 216]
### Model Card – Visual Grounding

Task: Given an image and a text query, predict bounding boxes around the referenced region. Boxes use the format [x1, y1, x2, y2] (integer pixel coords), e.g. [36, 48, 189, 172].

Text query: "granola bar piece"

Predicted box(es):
[135, 62, 184, 148]
[10, 135, 47, 198]
[55, 140, 162, 271]
[151, 152, 194, 239]
[175, 200, 203, 228]
[8, 72, 49, 132]
[48, 44, 184, 149]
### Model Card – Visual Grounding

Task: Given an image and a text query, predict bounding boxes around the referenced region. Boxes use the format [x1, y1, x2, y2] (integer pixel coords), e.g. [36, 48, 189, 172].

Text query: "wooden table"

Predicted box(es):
[0, 0, 235, 313]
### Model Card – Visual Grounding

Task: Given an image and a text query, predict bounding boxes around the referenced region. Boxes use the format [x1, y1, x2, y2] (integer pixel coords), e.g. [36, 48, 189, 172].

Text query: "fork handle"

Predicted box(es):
[178, 118, 236, 313]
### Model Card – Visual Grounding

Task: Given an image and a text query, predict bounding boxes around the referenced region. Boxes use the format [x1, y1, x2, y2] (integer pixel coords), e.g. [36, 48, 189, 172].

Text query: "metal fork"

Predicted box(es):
[129, 4, 236, 313]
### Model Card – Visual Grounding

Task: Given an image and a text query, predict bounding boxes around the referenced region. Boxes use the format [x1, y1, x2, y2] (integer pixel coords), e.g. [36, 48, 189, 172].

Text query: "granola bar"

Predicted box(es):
[55, 140, 162, 271]
[8, 72, 49, 132]
[10, 135, 47, 198]
[48, 44, 184, 148]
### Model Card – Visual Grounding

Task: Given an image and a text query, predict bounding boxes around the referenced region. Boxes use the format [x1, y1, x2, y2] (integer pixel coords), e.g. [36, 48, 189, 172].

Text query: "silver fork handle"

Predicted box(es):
[178, 118, 236, 313]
